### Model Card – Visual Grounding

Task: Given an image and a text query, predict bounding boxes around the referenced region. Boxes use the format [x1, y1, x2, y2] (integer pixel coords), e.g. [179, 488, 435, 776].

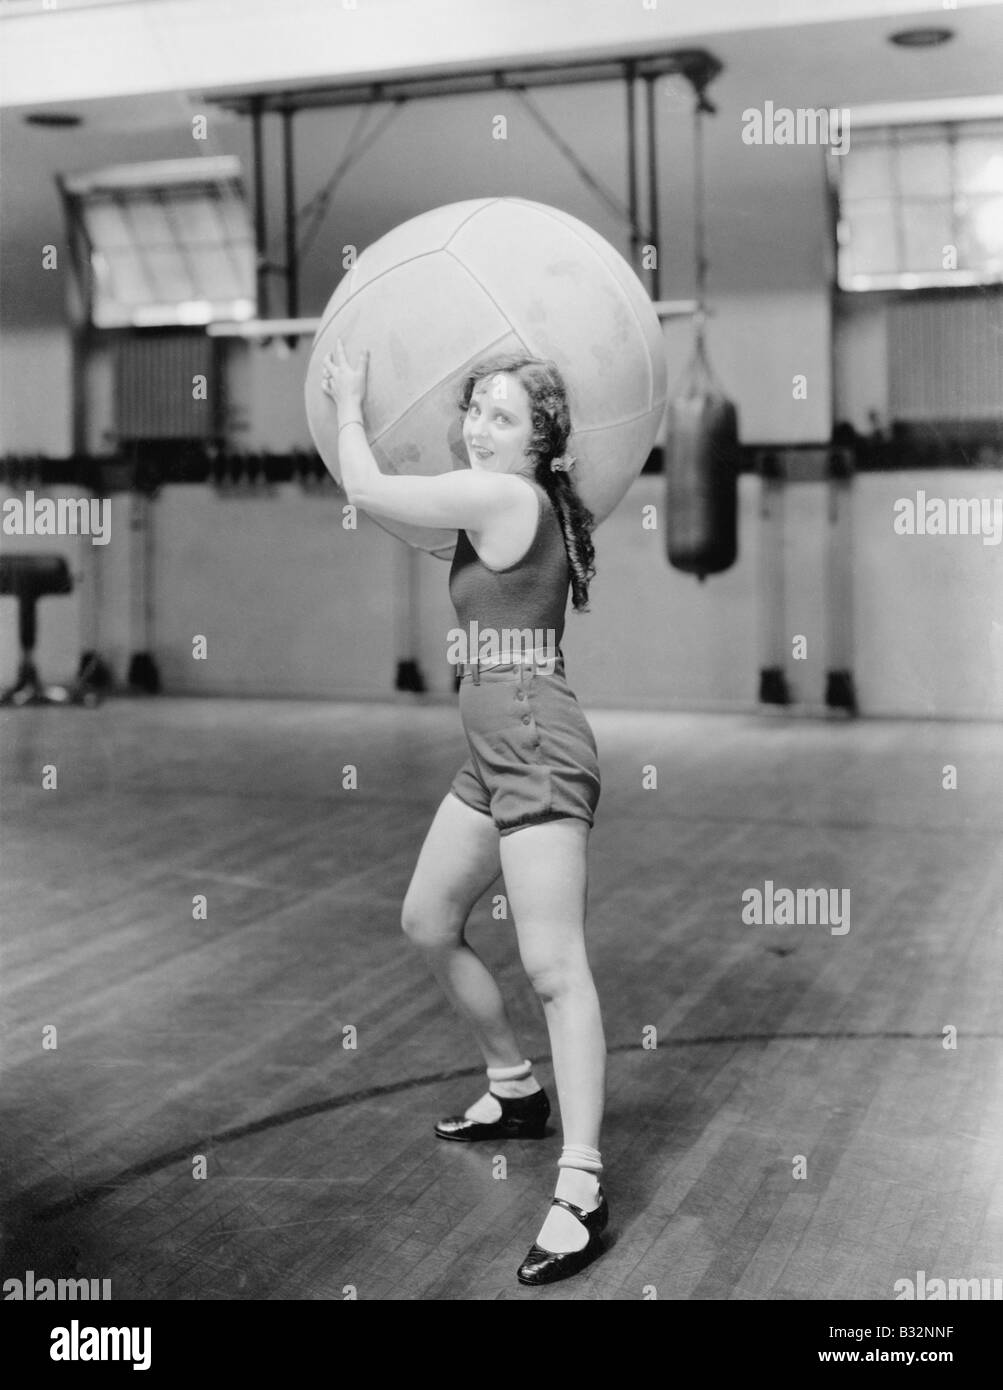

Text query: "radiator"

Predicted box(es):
[888, 294, 1003, 422]
[114, 332, 217, 440]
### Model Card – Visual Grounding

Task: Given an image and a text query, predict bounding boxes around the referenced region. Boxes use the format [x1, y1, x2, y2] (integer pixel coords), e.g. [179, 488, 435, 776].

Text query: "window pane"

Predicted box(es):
[896, 136, 951, 196]
[842, 200, 898, 276]
[196, 246, 241, 299]
[959, 195, 1003, 266]
[123, 198, 175, 247]
[215, 189, 253, 240]
[83, 200, 133, 248]
[229, 244, 255, 288]
[171, 194, 222, 245]
[143, 246, 191, 300]
[839, 141, 893, 200]
[103, 249, 154, 304]
[900, 199, 953, 270]
[956, 137, 1003, 195]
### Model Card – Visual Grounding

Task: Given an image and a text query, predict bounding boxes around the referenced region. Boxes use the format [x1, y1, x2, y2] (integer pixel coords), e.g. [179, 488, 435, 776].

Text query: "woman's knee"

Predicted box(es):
[519, 945, 593, 1002]
[400, 894, 465, 951]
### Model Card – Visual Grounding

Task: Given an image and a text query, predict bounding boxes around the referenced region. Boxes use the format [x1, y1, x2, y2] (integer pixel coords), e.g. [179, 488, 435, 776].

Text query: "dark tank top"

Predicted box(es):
[448, 478, 570, 649]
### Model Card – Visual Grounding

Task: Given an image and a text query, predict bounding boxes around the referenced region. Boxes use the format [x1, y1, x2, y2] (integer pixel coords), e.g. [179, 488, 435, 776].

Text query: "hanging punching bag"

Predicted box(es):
[664, 330, 739, 579]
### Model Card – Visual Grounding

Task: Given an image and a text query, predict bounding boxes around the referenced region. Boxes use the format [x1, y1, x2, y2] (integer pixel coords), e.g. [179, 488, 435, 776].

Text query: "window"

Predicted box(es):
[62, 156, 255, 328]
[834, 119, 1003, 291]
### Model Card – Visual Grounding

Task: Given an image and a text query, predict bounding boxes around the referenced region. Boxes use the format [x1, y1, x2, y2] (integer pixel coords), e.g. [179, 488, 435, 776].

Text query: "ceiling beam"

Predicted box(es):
[205, 51, 722, 117]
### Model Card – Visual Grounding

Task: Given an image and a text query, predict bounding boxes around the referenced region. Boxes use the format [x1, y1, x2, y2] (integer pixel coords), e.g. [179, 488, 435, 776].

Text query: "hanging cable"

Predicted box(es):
[692, 88, 709, 358]
[294, 99, 408, 265]
[510, 85, 634, 231]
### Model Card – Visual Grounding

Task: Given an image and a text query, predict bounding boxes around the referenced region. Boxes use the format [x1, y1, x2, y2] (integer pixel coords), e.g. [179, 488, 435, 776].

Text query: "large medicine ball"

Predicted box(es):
[305, 197, 668, 558]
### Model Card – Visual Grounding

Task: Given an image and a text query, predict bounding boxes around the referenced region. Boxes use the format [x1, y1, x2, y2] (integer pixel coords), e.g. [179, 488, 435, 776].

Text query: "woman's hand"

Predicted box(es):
[321, 339, 369, 413]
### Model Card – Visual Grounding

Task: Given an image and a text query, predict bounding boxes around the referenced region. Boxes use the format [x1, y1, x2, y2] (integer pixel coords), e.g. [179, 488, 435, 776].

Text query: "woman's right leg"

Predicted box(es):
[401, 791, 524, 1069]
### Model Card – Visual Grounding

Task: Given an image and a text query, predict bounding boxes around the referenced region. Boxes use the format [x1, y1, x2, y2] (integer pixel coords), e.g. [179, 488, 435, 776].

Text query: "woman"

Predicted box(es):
[322, 339, 607, 1286]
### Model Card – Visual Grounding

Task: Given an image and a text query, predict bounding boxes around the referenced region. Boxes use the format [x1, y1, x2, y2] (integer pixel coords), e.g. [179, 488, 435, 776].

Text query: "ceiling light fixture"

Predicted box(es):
[889, 28, 955, 48]
[25, 112, 83, 128]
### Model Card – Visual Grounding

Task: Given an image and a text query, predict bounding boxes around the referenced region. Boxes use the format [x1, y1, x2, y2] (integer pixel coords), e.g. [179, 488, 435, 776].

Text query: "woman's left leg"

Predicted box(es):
[499, 817, 606, 1255]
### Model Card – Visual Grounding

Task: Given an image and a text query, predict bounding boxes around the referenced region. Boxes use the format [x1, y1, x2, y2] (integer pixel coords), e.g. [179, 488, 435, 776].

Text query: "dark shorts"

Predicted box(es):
[449, 654, 601, 837]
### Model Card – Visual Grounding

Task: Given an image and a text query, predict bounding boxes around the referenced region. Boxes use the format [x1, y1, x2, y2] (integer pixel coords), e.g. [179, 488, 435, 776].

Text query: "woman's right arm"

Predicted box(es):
[323, 340, 524, 532]
[338, 441, 525, 533]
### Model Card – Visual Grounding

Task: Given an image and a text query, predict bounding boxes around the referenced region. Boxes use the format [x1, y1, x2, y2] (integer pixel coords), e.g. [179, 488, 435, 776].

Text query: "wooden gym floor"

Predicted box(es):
[1, 696, 1001, 1301]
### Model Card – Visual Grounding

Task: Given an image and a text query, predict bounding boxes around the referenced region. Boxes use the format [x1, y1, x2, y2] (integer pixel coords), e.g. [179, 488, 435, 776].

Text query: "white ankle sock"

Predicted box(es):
[536, 1146, 603, 1254]
[463, 1059, 541, 1122]
[557, 1143, 603, 1178]
[487, 1058, 542, 1099]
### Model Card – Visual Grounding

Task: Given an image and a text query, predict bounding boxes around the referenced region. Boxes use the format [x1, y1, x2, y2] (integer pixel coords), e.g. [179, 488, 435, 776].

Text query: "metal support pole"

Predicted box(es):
[758, 452, 790, 706]
[251, 97, 268, 318]
[281, 106, 298, 323]
[56, 177, 92, 455]
[643, 73, 661, 301]
[825, 449, 858, 713]
[625, 62, 640, 272]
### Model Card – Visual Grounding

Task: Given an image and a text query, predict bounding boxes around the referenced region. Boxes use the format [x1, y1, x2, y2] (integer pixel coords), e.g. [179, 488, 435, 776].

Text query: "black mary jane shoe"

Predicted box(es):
[516, 1189, 609, 1286]
[434, 1087, 550, 1142]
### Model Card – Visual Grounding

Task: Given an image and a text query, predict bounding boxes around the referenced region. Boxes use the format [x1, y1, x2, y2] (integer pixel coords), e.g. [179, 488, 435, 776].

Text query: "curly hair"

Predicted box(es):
[456, 353, 596, 611]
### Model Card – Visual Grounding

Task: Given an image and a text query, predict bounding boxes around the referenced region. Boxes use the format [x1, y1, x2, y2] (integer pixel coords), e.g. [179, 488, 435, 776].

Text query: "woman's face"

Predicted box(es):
[463, 372, 535, 476]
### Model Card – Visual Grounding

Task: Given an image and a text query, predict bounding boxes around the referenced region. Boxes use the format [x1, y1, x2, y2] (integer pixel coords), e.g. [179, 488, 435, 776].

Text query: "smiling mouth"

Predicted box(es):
[470, 446, 493, 457]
